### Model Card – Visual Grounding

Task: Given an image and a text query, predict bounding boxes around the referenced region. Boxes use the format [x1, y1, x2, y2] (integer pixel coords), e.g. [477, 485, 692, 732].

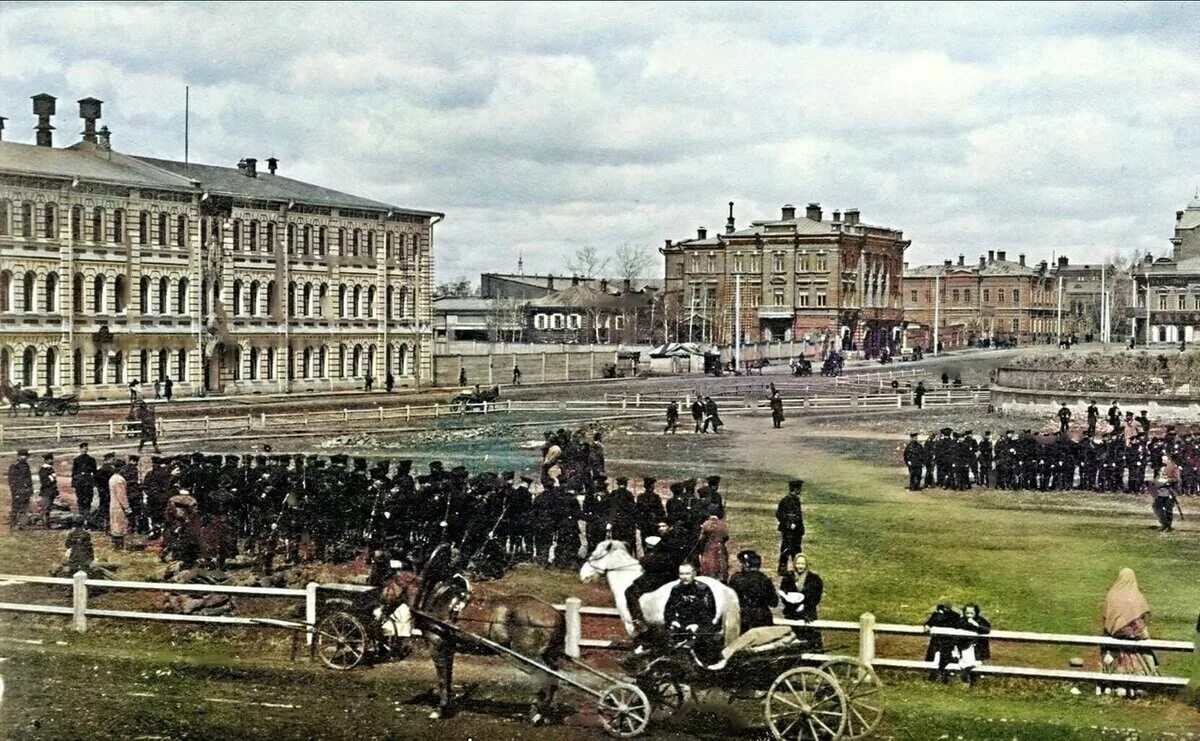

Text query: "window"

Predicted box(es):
[797, 291, 810, 307]
[71, 206, 82, 240]
[92, 208, 104, 243]
[816, 254, 828, 272]
[249, 348, 260, 380]
[352, 285, 362, 317]
[1193, 295, 1200, 311]
[534, 313, 548, 330]
[352, 229, 361, 256]
[92, 275, 106, 313]
[551, 314, 564, 330]
[249, 220, 259, 251]
[1012, 289, 1020, 304]
[45, 273, 59, 312]
[43, 203, 56, 238]
[157, 276, 168, 314]
[816, 292, 827, 307]
[72, 274, 83, 314]
[302, 225, 311, 255]
[338, 228, 346, 255]
[138, 211, 150, 245]
[338, 284, 347, 317]
[733, 254, 744, 273]
[706, 253, 716, 273]
[1156, 294, 1167, 310]
[20, 203, 33, 238]
[114, 275, 126, 312]
[266, 222, 276, 250]
[798, 254, 811, 272]
[773, 254, 784, 273]
[773, 288, 785, 306]
[951, 289, 960, 303]
[1178, 294, 1186, 311]
[316, 226, 326, 256]
[615, 315, 625, 329]
[113, 209, 124, 243]
[983, 289, 990, 304]
[157, 212, 168, 246]
[249, 281, 260, 316]
[287, 223, 296, 253]
[1012, 318, 1020, 333]
[139, 276, 151, 313]
[750, 254, 761, 273]
[909, 290, 917, 303]
[963, 289, 971, 303]
[232, 279, 243, 316]
[0, 200, 8, 236]
[366, 286, 376, 317]
[0, 271, 11, 311]
[303, 283, 314, 316]
[22, 271, 35, 311]
[367, 231, 375, 258]
[690, 254, 700, 272]
[176, 215, 187, 247]
[267, 347, 276, 380]
[233, 220, 242, 250]
[177, 278, 188, 314]
[568, 314, 582, 330]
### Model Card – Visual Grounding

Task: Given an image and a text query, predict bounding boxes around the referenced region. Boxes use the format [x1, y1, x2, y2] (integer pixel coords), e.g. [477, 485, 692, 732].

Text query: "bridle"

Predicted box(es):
[584, 541, 641, 576]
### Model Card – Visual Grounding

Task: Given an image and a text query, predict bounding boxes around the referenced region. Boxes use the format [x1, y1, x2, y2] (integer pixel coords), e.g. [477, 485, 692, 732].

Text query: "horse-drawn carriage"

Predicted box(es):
[453, 385, 501, 410]
[2, 385, 80, 416]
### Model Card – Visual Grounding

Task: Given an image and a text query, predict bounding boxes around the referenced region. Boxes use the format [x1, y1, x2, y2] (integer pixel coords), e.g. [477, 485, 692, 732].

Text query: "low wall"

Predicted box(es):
[990, 385, 1200, 422]
[995, 367, 1190, 396]
[432, 351, 619, 387]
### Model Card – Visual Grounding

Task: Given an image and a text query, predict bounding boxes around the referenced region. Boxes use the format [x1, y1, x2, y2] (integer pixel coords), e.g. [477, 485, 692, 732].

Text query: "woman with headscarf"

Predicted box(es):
[957, 603, 992, 686]
[697, 505, 729, 582]
[1101, 568, 1159, 678]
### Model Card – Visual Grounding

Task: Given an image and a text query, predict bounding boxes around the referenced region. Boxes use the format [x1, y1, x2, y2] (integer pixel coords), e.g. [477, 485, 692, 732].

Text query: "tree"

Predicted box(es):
[566, 245, 609, 280]
[435, 277, 475, 298]
[613, 242, 652, 286]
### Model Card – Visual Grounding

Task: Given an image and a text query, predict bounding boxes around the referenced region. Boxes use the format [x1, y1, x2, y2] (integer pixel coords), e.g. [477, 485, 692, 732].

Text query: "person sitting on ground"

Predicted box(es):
[1101, 567, 1160, 682]
[923, 602, 961, 684]
[664, 563, 722, 666]
[53, 515, 115, 579]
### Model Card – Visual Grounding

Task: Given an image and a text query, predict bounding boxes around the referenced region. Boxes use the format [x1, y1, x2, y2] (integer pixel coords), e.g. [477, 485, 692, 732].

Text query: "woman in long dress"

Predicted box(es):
[697, 507, 729, 582]
[1101, 568, 1159, 678]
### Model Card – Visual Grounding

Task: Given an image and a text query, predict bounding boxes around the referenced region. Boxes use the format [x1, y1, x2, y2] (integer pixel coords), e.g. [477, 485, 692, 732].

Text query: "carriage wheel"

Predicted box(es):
[765, 667, 847, 741]
[597, 683, 651, 738]
[34, 404, 47, 417]
[645, 679, 687, 719]
[54, 405, 66, 416]
[315, 611, 367, 670]
[818, 658, 883, 739]
[66, 401, 80, 415]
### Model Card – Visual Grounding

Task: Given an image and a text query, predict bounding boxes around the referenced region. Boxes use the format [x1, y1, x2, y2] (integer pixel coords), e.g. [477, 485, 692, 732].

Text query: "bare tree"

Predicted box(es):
[613, 242, 652, 286]
[435, 276, 475, 298]
[566, 245, 609, 279]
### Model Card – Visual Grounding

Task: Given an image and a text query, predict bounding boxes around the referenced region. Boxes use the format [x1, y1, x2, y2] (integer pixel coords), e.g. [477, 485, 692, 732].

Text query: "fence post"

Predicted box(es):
[434, 403, 440, 418]
[204, 417, 210, 435]
[305, 582, 319, 646]
[0, 425, 4, 445]
[379, 407, 384, 422]
[507, 399, 512, 414]
[405, 405, 411, 421]
[56, 422, 62, 442]
[635, 393, 641, 406]
[260, 412, 266, 429]
[564, 597, 582, 659]
[109, 420, 115, 440]
[247, 414, 252, 431]
[859, 612, 876, 663]
[343, 408, 349, 422]
[72, 570, 88, 633]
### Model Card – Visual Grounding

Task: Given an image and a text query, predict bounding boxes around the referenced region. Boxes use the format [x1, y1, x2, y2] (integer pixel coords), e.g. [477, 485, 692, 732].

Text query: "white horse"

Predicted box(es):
[579, 540, 741, 647]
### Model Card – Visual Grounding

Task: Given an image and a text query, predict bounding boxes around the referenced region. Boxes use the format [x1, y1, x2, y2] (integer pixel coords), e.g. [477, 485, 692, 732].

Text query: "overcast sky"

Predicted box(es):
[2, 2, 1198, 282]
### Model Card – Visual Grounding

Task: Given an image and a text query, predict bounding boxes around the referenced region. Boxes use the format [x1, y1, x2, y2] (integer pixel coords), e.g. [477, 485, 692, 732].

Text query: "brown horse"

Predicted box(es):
[1, 383, 38, 416]
[416, 543, 566, 724]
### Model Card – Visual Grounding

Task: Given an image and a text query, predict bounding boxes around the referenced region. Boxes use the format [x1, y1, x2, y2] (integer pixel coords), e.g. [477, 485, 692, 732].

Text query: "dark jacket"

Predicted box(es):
[729, 569, 778, 631]
[664, 579, 717, 629]
[775, 493, 804, 535]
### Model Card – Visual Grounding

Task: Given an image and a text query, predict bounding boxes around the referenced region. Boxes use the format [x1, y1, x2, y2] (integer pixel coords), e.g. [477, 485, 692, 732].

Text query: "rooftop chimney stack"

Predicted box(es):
[97, 125, 111, 151]
[243, 157, 257, 177]
[1178, 211, 1185, 222]
[988, 250, 995, 263]
[997, 250, 1007, 262]
[979, 255, 986, 268]
[78, 97, 102, 143]
[266, 156, 278, 175]
[664, 239, 672, 249]
[944, 259, 952, 267]
[697, 226, 707, 240]
[1057, 256, 1068, 268]
[781, 204, 796, 220]
[1019, 254, 1026, 266]
[832, 210, 841, 222]
[843, 208, 860, 225]
[958, 254, 965, 266]
[31, 93, 56, 147]
[725, 201, 736, 234]
[806, 202, 822, 221]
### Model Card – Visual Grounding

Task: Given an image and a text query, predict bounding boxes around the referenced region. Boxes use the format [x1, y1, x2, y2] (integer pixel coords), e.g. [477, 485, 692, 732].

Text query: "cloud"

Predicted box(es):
[0, 1, 1197, 278]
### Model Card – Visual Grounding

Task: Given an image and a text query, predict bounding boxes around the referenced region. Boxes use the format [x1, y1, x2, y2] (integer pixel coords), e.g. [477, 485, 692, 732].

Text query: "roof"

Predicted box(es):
[1179, 195, 1200, 231]
[904, 259, 1038, 279]
[0, 140, 196, 191]
[531, 283, 620, 308]
[432, 297, 504, 312]
[484, 273, 662, 293]
[671, 208, 903, 248]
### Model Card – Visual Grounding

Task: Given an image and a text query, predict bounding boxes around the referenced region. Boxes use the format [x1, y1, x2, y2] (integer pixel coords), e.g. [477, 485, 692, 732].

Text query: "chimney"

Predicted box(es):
[997, 250, 1007, 262]
[958, 254, 965, 266]
[31, 93, 56, 147]
[832, 210, 841, 222]
[903, 261, 909, 270]
[572, 275, 580, 286]
[844, 208, 860, 225]
[725, 201, 736, 234]
[623, 278, 631, 293]
[988, 250, 995, 263]
[1019, 254, 1026, 266]
[1057, 256, 1068, 268]
[266, 156, 278, 175]
[242, 157, 257, 177]
[1178, 211, 1185, 222]
[78, 97, 102, 143]
[806, 202, 822, 221]
[697, 226, 707, 240]
[979, 255, 986, 268]
[943, 259, 952, 267]
[97, 125, 111, 151]
[546, 275, 554, 289]
[781, 204, 796, 220]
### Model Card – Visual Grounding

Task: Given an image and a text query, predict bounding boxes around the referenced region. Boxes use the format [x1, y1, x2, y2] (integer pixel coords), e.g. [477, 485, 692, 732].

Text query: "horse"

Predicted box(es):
[579, 539, 741, 648]
[416, 542, 566, 725]
[1, 383, 38, 416]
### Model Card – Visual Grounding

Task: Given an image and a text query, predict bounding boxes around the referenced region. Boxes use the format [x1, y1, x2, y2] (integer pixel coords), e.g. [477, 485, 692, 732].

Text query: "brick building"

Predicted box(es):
[1129, 194, 1200, 344]
[0, 94, 441, 399]
[661, 202, 909, 357]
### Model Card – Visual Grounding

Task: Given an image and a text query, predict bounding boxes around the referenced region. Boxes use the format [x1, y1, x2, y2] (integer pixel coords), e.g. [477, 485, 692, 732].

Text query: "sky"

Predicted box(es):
[2, 1, 1198, 283]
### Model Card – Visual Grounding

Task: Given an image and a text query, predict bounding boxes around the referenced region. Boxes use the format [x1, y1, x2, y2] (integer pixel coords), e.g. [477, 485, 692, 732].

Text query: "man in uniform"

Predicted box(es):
[697, 475, 724, 519]
[1058, 403, 1072, 434]
[94, 452, 116, 530]
[729, 549, 778, 633]
[775, 480, 805, 575]
[624, 519, 688, 634]
[769, 392, 785, 429]
[71, 443, 97, 519]
[903, 432, 924, 491]
[7, 449, 34, 530]
[606, 476, 638, 552]
[1107, 401, 1121, 431]
[38, 452, 58, 528]
[977, 431, 994, 488]
[1086, 400, 1100, 437]
[690, 398, 705, 433]
[664, 400, 679, 434]
[635, 478, 665, 551]
[664, 563, 721, 665]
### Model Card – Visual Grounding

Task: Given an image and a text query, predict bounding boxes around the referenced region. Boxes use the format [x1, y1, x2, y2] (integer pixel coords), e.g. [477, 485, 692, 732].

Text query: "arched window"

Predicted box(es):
[113, 208, 124, 243]
[386, 285, 394, 318]
[302, 347, 312, 379]
[114, 275, 126, 312]
[140, 276, 151, 313]
[352, 344, 362, 376]
[366, 345, 376, 376]
[318, 283, 328, 318]
[317, 346, 327, 377]
[386, 232, 393, 259]
[316, 226, 326, 256]
[249, 281, 260, 316]
[44, 273, 59, 313]
[72, 273, 83, 314]
[266, 280, 277, 316]
[23, 346, 37, 387]
[92, 351, 104, 384]
[302, 283, 313, 316]
[338, 284, 347, 318]
[366, 230, 375, 257]
[211, 279, 221, 313]
[177, 348, 187, 382]
[177, 278, 188, 314]
[366, 286, 376, 318]
[157, 276, 169, 314]
[287, 223, 296, 253]
[338, 343, 346, 377]
[138, 211, 150, 245]
[43, 203, 57, 238]
[232, 347, 243, 381]
[90, 275, 105, 314]
[157, 349, 169, 381]
[71, 206, 82, 241]
[0, 200, 9, 236]
[397, 287, 408, 318]
[176, 215, 187, 247]
[397, 344, 408, 376]
[338, 227, 346, 255]
[286, 346, 295, 381]
[266, 347, 276, 380]
[201, 278, 208, 315]
[249, 220, 258, 251]
[20, 203, 33, 237]
[287, 281, 297, 318]
[249, 347, 260, 380]
[232, 219, 242, 250]
[352, 285, 362, 317]
[266, 222, 275, 250]
[232, 279, 243, 316]
[139, 350, 149, 382]
[302, 225, 311, 255]
[157, 212, 168, 246]
[22, 270, 36, 312]
[92, 207, 104, 243]
[44, 347, 58, 387]
[352, 229, 361, 256]
[0, 270, 12, 311]
[113, 350, 124, 384]
[72, 348, 82, 386]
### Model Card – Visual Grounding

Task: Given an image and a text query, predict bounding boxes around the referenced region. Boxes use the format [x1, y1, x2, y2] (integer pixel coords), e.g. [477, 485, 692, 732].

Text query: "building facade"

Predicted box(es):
[662, 202, 909, 357]
[1129, 195, 1200, 345]
[903, 251, 1071, 349]
[0, 94, 441, 400]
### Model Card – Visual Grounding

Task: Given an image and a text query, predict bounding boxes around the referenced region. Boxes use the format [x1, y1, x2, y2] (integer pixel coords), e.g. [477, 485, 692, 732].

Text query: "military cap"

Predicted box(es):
[397, 460, 413, 472]
[429, 461, 444, 471]
[502, 471, 515, 480]
[706, 475, 721, 486]
[909, 432, 918, 438]
[737, 550, 762, 568]
[353, 457, 368, 470]
[669, 482, 685, 495]
[128, 454, 140, 462]
[16, 448, 29, 457]
[42, 452, 55, 460]
[643, 477, 656, 487]
[788, 479, 804, 492]
[102, 452, 114, 460]
[615, 476, 628, 485]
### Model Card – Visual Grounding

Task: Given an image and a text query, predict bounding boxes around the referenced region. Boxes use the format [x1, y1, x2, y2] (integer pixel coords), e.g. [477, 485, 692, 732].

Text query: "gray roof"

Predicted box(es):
[0, 141, 196, 191]
[484, 273, 662, 293]
[433, 297, 505, 312]
[904, 259, 1038, 278]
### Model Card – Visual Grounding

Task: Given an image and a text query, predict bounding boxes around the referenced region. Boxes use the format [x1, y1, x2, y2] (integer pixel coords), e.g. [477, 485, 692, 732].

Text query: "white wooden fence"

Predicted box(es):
[557, 599, 1196, 689]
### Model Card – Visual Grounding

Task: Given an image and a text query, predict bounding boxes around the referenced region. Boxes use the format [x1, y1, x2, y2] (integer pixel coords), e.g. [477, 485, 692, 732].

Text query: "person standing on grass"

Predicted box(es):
[770, 391, 785, 429]
[512, 364, 522, 385]
[729, 550, 777, 632]
[1058, 403, 1072, 434]
[1086, 400, 1100, 437]
[664, 400, 679, 434]
[37, 452, 57, 529]
[458, 367, 468, 387]
[108, 460, 131, 550]
[691, 398, 704, 433]
[774, 480, 805, 575]
[71, 443, 97, 517]
[7, 449, 34, 530]
[914, 380, 926, 409]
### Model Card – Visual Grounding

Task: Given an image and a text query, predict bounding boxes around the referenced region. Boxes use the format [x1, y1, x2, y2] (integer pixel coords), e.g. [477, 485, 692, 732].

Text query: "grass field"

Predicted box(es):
[1, 404, 1198, 739]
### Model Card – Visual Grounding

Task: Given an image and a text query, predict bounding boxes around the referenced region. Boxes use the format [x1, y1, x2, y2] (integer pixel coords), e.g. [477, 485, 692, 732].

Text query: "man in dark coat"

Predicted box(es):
[702, 397, 722, 434]
[71, 443, 97, 517]
[690, 399, 704, 433]
[142, 456, 174, 538]
[903, 433, 924, 490]
[1086, 400, 1100, 437]
[606, 476, 638, 552]
[1057, 403, 1072, 434]
[1106, 401, 1121, 431]
[923, 603, 961, 683]
[697, 475, 724, 519]
[624, 520, 688, 632]
[38, 452, 57, 528]
[635, 477, 666, 549]
[664, 401, 679, 434]
[775, 480, 805, 575]
[769, 393, 785, 429]
[7, 449, 34, 530]
[664, 563, 721, 664]
[914, 380, 926, 409]
[729, 550, 778, 633]
[94, 452, 115, 529]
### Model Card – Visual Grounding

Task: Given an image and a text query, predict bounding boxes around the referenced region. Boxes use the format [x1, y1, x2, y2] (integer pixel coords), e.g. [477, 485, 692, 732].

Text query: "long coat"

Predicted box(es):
[108, 472, 131, 537]
[697, 516, 729, 581]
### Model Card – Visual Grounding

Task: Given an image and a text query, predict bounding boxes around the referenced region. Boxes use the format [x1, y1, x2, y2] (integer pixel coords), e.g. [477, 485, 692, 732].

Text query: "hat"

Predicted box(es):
[102, 452, 114, 459]
[909, 432, 918, 438]
[128, 454, 140, 462]
[669, 482, 684, 495]
[42, 452, 54, 461]
[643, 536, 662, 548]
[16, 449, 29, 456]
[788, 479, 804, 492]
[615, 476, 628, 485]
[643, 477, 656, 487]
[706, 475, 721, 486]
[737, 550, 763, 569]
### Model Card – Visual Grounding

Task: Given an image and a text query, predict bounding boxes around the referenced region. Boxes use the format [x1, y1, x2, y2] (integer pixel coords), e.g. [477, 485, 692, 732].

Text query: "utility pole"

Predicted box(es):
[734, 274, 742, 370]
[1056, 275, 1063, 345]
[1100, 264, 1107, 344]
[1144, 265, 1151, 347]
[933, 273, 940, 356]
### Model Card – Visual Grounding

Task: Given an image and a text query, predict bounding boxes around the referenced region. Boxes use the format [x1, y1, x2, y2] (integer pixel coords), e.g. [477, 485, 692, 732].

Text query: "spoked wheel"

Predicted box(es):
[66, 400, 80, 415]
[315, 611, 367, 670]
[644, 679, 688, 719]
[597, 683, 651, 738]
[764, 667, 847, 741]
[819, 658, 883, 739]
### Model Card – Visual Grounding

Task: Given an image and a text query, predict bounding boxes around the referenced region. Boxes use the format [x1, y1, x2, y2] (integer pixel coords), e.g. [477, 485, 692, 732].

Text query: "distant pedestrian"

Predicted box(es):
[914, 381, 926, 409]
[664, 400, 679, 434]
[691, 398, 704, 433]
[386, 372, 395, 392]
[128, 379, 140, 404]
[459, 368, 468, 387]
[154, 379, 162, 399]
[364, 373, 374, 391]
[164, 377, 174, 401]
[769, 392, 784, 429]
[512, 365, 522, 385]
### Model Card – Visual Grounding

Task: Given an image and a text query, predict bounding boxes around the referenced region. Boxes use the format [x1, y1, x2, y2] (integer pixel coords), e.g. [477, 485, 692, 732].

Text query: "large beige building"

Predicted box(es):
[0, 94, 442, 399]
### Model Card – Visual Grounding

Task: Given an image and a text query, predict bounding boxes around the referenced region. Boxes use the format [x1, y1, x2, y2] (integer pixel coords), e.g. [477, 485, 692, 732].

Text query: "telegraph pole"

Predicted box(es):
[933, 273, 940, 356]
[734, 275, 742, 370]
[1056, 275, 1064, 345]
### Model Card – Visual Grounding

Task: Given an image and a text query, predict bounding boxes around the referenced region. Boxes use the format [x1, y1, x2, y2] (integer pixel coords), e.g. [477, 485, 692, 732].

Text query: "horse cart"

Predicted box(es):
[33, 395, 81, 416]
[627, 631, 884, 740]
[308, 582, 654, 737]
